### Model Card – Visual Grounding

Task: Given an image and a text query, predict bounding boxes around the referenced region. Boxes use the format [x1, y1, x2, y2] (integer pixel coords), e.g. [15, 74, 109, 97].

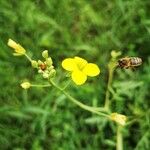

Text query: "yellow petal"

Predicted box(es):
[8, 39, 26, 55]
[74, 56, 88, 70]
[62, 58, 77, 71]
[15, 44, 26, 54]
[71, 70, 87, 85]
[8, 39, 18, 49]
[13, 53, 24, 56]
[83, 63, 100, 77]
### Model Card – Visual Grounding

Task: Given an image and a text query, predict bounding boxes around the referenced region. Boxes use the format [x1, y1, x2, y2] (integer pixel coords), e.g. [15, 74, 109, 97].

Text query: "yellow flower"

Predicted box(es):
[7, 39, 26, 56]
[110, 113, 127, 126]
[21, 82, 31, 89]
[62, 56, 100, 85]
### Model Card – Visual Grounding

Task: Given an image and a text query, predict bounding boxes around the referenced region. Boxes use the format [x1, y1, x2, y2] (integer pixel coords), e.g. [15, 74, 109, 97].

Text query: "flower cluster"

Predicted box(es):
[62, 56, 100, 85]
[8, 39, 56, 81]
[31, 50, 56, 79]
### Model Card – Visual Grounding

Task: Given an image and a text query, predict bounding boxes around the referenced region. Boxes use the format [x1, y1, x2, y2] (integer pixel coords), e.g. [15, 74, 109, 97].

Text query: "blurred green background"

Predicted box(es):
[0, 0, 150, 149]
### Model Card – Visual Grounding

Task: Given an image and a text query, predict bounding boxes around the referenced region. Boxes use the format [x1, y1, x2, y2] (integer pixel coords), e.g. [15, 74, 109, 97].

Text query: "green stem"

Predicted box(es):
[49, 80, 109, 118]
[31, 84, 51, 88]
[62, 79, 71, 90]
[22, 89, 28, 106]
[104, 67, 114, 110]
[116, 125, 123, 150]
[25, 53, 32, 62]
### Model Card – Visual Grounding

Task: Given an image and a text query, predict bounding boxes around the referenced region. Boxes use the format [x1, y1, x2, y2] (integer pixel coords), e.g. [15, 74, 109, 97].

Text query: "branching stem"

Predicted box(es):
[49, 80, 109, 118]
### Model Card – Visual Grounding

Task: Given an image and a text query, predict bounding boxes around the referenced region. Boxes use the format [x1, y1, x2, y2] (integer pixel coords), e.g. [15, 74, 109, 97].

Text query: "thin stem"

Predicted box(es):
[25, 53, 32, 62]
[104, 67, 114, 110]
[116, 125, 123, 150]
[62, 79, 71, 90]
[125, 118, 138, 126]
[49, 80, 109, 118]
[22, 89, 28, 106]
[31, 84, 51, 88]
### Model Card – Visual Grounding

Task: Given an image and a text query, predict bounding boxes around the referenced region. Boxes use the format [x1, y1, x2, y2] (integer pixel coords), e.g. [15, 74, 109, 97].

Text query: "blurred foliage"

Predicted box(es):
[0, 0, 150, 149]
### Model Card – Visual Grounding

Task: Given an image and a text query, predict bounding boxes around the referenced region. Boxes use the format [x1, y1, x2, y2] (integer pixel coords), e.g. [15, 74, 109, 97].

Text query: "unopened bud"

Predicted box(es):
[38, 69, 43, 74]
[46, 57, 53, 66]
[43, 72, 49, 78]
[31, 60, 38, 68]
[21, 82, 31, 89]
[48, 65, 54, 71]
[38, 60, 43, 65]
[42, 50, 48, 59]
[49, 69, 56, 78]
[111, 50, 121, 59]
[110, 113, 127, 126]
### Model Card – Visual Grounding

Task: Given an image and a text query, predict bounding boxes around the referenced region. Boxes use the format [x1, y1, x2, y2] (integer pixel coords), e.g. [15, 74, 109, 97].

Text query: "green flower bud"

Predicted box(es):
[38, 60, 43, 65]
[44, 70, 49, 74]
[46, 57, 53, 66]
[42, 50, 49, 59]
[47, 65, 54, 71]
[43, 72, 49, 78]
[111, 50, 121, 59]
[38, 69, 43, 73]
[21, 82, 31, 89]
[31, 60, 38, 68]
[49, 69, 56, 78]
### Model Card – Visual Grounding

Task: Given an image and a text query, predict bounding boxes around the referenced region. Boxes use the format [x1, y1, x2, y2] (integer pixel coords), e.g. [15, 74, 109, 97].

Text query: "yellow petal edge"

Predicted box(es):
[83, 63, 100, 77]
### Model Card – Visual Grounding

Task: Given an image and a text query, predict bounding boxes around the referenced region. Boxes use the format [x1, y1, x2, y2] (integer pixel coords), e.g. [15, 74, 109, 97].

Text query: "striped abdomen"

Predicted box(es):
[130, 57, 142, 66]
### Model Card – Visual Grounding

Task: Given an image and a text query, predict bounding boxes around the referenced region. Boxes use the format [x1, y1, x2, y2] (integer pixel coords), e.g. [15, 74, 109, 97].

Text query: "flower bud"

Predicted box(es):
[38, 60, 43, 65]
[31, 60, 38, 68]
[110, 113, 127, 126]
[111, 50, 121, 59]
[49, 69, 56, 78]
[43, 72, 49, 78]
[42, 50, 49, 59]
[8, 39, 26, 55]
[38, 69, 43, 74]
[21, 82, 31, 89]
[48, 65, 54, 71]
[46, 57, 53, 66]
